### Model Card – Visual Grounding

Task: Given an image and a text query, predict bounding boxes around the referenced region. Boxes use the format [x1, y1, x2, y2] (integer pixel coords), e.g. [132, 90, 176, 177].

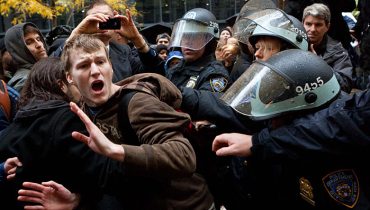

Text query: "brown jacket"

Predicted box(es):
[83, 73, 213, 210]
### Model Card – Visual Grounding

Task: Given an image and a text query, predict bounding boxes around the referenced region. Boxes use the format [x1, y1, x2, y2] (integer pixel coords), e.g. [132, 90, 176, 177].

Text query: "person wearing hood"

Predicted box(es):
[4, 22, 48, 92]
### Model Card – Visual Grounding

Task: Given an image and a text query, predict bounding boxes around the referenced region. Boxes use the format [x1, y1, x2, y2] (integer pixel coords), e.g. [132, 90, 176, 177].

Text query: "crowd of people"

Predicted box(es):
[0, 0, 369, 209]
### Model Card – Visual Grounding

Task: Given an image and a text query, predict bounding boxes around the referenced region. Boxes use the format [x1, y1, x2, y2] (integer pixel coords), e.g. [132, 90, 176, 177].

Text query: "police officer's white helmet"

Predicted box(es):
[221, 49, 340, 120]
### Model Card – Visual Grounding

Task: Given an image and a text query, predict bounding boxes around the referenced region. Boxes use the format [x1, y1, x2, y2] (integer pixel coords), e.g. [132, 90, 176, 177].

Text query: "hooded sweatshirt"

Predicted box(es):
[5, 22, 47, 92]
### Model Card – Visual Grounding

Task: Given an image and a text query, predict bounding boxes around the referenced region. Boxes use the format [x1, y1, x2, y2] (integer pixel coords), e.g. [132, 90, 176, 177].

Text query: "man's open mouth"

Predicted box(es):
[91, 80, 104, 92]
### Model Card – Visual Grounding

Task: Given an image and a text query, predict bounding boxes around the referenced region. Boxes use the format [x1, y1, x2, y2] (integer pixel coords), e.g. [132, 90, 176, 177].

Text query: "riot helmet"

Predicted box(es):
[236, 0, 276, 22]
[233, 8, 308, 50]
[45, 25, 74, 46]
[221, 49, 340, 120]
[169, 8, 219, 51]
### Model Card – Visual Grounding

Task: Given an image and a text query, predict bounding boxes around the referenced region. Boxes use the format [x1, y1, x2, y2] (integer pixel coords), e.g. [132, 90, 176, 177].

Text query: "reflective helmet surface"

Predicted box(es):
[236, 0, 276, 22]
[169, 8, 219, 50]
[221, 49, 340, 120]
[45, 25, 74, 46]
[233, 8, 308, 50]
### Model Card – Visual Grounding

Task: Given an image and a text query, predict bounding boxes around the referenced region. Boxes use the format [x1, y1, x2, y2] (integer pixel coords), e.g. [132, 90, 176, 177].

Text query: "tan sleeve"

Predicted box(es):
[122, 92, 196, 178]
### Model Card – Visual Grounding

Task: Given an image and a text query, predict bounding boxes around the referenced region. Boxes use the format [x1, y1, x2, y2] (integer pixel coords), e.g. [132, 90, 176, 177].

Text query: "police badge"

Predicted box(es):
[186, 76, 199, 89]
[299, 177, 315, 206]
[322, 169, 359, 208]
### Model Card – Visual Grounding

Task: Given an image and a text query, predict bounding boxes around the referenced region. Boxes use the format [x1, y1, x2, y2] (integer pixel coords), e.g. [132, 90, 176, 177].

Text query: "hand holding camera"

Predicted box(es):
[99, 18, 121, 30]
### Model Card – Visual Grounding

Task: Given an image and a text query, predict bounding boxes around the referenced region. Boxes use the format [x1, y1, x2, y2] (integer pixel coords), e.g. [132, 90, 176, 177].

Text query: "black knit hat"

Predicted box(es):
[156, 44, 168, 53]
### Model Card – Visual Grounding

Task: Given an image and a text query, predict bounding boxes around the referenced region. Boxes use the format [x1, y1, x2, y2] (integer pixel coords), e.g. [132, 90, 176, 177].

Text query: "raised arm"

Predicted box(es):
[66, 13, 110, 43]
[115, 10, 150, 53]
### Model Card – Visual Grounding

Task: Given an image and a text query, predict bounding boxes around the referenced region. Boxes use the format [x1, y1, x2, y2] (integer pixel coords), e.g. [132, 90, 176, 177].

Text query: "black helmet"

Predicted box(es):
[233, 8, 308, 50]
[236, 0, 276, 22]
[169, 8, 219, 50]
[221, 49, 340, 120]
[45, 25, 74, 46]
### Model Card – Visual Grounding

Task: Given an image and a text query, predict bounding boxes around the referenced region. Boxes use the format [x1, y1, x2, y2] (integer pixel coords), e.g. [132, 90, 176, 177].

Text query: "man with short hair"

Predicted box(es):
[66, 0, 149, 82]
[62, 34, 214, 210]
[302, 3, 354, 92]
[4, 23, 48, 92]
[156, 33, 171, 47]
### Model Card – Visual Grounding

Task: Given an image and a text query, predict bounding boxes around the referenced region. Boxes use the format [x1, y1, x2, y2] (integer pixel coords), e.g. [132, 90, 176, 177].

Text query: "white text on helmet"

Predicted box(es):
[289, 26, 308, 40]
[184, 12, 197, 19]
[295, 77, 324, 95]
[209, 21, 219, 29]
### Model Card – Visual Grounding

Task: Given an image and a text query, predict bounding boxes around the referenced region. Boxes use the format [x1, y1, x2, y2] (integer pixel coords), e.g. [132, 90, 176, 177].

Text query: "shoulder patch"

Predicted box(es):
[322, 169, 359, 208]
[210, 77, 228, 92]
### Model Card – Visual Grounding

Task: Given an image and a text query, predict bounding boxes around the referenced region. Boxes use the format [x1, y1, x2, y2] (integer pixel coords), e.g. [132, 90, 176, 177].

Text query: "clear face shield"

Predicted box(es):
[220, 62, 294, 119]
[169, 19, 215, 50]
[233, 9, 308, 49]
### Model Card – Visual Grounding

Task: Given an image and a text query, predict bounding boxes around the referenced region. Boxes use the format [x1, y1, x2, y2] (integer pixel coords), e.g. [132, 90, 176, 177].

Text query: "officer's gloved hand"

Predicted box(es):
[179, 87, 199, 116]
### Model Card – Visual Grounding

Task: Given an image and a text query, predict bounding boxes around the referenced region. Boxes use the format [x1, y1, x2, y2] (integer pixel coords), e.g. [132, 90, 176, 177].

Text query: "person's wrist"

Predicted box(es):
[136, 42, 148, 51]
[132, 35, 149, 52]
[109, 144, 125, 161]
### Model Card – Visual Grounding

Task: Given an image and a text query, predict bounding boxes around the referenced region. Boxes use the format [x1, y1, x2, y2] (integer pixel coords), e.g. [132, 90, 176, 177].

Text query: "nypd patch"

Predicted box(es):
[210, 77, 228, 92]
[322, 169, 359, 208]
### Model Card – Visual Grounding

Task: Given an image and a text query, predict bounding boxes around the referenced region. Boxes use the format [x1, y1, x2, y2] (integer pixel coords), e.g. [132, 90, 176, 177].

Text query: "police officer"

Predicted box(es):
[167, 8, 229, 92]
[234, 8, 309, 53]
[181, 8, 309, 126]
[213, 49, 370, 210]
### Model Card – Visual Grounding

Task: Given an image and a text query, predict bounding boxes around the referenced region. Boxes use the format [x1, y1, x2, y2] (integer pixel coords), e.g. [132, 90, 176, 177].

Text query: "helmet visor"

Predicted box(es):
[169, 19, 215, 50]
[221, 62, 292, 118]
[233, 17, 258, 45]
[233, 9, 308, 49]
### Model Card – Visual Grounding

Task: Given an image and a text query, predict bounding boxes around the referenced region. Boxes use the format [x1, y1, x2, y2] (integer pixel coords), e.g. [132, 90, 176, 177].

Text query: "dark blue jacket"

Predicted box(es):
[245, 90, 370, 209]
[167, 54, 229, 92]
[134, 45, 229, 92]
[183, 88, 370, 209]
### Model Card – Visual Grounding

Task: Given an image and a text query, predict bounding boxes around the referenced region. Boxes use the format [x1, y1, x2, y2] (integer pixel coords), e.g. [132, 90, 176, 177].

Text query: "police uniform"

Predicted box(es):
[167, 54, 229, 92]
[248, 91, 370, 209]
[193, 49, 370, 210]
